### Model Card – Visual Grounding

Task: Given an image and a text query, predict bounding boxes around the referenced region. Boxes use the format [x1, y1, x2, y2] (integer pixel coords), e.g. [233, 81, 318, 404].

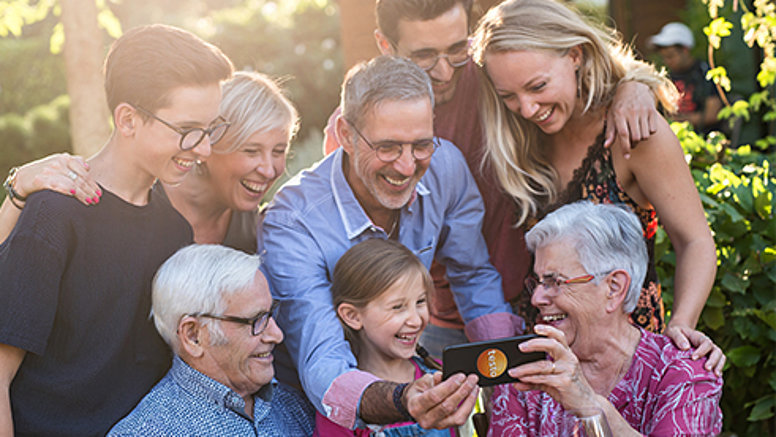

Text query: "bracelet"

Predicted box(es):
[3, 167, 26, 209]
[392, 382, 413, 422]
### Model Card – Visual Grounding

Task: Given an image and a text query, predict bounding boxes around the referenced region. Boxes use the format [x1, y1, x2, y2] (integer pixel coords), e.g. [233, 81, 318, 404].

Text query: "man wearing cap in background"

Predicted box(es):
[650, 22, 722, 134]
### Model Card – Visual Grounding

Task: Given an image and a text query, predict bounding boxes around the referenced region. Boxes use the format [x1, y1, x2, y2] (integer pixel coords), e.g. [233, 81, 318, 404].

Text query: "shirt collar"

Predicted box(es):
[170, 355, 275, 419]
[329, 148, 429, 240]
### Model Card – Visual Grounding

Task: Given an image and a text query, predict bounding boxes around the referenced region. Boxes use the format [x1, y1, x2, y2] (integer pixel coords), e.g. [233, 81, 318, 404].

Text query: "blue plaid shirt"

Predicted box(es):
[108, 355, 314, 436]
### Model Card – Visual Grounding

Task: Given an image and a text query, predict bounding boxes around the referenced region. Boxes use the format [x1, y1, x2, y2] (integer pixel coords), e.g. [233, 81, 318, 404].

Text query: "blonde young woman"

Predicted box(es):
[471, 0, 723, 373]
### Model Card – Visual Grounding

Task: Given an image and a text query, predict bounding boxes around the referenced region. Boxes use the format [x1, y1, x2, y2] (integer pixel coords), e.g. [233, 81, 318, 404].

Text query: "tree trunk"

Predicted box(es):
[59, 0, 110, 157]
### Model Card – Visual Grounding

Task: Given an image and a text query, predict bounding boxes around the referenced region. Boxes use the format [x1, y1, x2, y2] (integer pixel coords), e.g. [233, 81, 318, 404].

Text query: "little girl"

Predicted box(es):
[313, 238, 454, 436]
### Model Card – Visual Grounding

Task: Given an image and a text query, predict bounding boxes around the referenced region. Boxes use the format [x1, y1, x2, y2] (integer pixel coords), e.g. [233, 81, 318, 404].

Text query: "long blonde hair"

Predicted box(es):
[471, 0, 676, 225]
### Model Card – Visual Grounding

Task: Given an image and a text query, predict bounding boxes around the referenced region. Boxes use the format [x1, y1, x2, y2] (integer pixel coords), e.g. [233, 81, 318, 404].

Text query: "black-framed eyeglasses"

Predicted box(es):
[189, 300, 280, 336]
[524, 271, 609, 296]
[400, 40, 471, 72]
[345, 119, 439, 163]
[132, 104, 231, 151]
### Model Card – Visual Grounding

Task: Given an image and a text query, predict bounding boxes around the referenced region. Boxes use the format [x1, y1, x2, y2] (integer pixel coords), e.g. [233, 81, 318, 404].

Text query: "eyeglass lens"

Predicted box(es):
[374, 140, 437, 162]
[180, 123, 229, 151]
[251, 301, 280, 335]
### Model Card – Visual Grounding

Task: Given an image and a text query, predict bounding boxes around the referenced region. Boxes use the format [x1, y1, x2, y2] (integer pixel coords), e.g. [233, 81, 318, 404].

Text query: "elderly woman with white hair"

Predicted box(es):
[488, 202, 722, 436]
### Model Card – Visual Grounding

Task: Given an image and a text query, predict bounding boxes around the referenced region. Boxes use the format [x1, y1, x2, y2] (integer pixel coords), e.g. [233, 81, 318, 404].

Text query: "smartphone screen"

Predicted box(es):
[442, 334, 545, 386]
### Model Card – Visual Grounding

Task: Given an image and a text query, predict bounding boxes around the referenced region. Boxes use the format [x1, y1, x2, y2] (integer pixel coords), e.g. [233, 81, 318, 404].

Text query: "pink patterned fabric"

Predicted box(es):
[488, 328, 722, 436]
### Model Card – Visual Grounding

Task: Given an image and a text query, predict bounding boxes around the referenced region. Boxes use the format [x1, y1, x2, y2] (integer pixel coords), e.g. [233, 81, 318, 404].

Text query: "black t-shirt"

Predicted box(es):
[0, 187, 192, 436]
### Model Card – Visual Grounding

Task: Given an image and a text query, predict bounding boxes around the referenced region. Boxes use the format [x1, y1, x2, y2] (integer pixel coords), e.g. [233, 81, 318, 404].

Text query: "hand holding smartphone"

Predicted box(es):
[442, 334, 545, 387]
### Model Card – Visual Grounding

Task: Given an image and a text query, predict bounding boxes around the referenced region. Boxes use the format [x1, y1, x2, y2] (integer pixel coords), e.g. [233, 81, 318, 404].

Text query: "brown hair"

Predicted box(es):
[332, 239, 433, 356]
[376, 0, 474, 45]
[103, 24, 234, 117]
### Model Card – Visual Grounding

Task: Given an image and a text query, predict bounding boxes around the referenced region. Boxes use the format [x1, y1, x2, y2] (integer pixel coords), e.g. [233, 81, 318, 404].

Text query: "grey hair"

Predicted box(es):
[214, 71, 299, 154]
[525, 201, 647, 313]
[340, 55, 434, 128]
[151, 244, 263, 352]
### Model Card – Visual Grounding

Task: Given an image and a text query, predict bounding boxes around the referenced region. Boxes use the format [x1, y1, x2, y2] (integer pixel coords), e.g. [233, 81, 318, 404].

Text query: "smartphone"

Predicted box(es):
[442, 334, 545, 386]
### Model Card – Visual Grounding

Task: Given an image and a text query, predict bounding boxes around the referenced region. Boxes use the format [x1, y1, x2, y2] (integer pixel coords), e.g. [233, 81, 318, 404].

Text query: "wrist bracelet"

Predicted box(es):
[392, 382, 413, 422]
[3, 167, 26, 209]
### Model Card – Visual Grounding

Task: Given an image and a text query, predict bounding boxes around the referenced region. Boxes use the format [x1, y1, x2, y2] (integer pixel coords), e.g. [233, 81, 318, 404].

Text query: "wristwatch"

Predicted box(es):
[3, 166, 27, 209]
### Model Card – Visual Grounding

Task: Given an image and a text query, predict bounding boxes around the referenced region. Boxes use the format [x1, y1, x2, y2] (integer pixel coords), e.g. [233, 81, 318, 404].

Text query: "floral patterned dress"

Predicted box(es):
[534, 130, 665, 333]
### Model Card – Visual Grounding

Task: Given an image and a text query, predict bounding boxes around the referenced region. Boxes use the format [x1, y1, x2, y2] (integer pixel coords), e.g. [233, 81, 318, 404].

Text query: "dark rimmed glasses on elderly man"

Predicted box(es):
[132, 104, 230, 151]
[524, 271, 611, 296]
[346, 119, 439, 163]
[190, 300, 280, 336]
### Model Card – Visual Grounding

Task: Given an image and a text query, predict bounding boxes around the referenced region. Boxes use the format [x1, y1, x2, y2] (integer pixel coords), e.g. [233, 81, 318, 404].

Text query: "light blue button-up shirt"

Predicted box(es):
[107, 355, 315, 436]
[260, 142, 512, 428]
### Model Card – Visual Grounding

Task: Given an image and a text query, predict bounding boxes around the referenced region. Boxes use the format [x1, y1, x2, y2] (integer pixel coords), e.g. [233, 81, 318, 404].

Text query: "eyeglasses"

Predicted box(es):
[524, 271, 608, 296]
[132, 104, 231, 151]
[345, 119, 439, 163]
[402, 40, 471, 71]
[189, 300, 280, 336]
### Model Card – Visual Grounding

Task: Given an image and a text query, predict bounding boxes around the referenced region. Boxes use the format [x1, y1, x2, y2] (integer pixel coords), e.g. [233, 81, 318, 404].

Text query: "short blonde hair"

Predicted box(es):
[471, 0, 676, 225]
[215, 71, 299, 154]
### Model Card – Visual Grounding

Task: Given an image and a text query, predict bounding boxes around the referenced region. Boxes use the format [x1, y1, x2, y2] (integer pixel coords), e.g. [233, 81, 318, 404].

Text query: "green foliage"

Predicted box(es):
[0, 36, 66, 114]
[209, 0, 342, 139]
[0, 95, 71, 190]
[658, 123, 776, 435]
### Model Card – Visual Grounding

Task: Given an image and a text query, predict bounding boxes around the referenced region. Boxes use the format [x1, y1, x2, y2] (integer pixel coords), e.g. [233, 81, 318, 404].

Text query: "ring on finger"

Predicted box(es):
[550, 362, 556, 374]
[67, 170, 78, 181]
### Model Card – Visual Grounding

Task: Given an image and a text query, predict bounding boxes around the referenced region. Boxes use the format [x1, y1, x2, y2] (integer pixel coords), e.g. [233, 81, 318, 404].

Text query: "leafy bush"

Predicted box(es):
[656, 123, 776, 435]
[209, 0, 343, 140]
[0, 95, 71, 200]
[0, 36, 67, 114]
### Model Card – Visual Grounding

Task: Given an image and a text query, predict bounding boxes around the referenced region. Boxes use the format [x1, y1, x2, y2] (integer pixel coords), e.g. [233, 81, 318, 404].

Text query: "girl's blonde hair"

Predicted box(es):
[331, 239, 433, 357]
[471, 0, 677, 225]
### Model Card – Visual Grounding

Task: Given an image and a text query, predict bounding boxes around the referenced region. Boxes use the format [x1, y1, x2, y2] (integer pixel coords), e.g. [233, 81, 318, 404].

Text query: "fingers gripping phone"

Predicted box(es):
[442, 334, 545, 387]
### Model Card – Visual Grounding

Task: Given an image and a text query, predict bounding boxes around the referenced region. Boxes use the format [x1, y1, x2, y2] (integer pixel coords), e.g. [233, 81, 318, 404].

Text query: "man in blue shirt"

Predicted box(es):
[109, 244, 314, 436]
[261, 55, 522, 431]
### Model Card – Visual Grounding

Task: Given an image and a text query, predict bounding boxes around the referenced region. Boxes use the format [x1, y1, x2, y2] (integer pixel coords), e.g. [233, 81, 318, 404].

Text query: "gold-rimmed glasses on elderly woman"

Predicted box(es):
[189, 300, 280, 336]
[524, 271, 610, 296]
[132, 104, 231, 151]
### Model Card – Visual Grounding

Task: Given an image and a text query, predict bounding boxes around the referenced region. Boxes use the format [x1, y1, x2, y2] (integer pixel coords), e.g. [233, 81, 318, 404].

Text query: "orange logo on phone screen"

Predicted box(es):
[476, 348, 507, 378]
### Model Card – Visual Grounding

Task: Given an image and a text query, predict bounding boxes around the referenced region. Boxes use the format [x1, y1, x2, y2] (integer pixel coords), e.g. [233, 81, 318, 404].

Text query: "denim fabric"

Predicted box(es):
[108, 355, 315, 436]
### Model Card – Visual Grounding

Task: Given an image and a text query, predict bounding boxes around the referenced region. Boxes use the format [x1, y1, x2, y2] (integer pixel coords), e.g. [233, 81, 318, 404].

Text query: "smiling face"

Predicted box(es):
[388, 4, 469, 105]
[202, 271, 283, 397]
[205, 127, 290, 212]
[354, 270, 430, 363]
[136, 84, 223, 186]
[530, 239, 607, 352]
[485, 48, 582, 135]
[342, 97, 434, 218]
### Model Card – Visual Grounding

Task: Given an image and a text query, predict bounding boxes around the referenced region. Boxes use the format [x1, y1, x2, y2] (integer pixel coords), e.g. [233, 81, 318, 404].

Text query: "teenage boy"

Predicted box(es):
[0, 24, 233, 436]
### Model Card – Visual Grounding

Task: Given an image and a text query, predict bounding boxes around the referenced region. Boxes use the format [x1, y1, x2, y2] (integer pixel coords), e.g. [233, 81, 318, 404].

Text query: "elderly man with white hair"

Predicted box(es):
[108, 244, 314, 436]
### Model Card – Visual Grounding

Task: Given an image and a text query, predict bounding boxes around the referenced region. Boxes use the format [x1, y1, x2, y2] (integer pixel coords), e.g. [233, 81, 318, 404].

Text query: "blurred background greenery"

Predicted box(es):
[0, 0, 339, 189]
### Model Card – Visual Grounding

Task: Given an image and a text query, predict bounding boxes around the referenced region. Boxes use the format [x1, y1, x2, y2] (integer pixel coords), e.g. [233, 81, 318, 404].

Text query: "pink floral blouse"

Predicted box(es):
[488, 328, 722, 436]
